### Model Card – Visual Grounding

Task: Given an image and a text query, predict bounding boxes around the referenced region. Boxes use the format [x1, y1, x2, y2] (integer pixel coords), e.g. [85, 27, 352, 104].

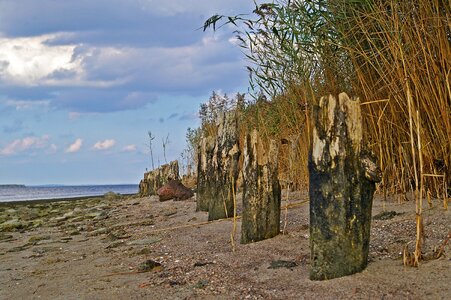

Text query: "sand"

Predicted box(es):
[0, 191, 449, 299]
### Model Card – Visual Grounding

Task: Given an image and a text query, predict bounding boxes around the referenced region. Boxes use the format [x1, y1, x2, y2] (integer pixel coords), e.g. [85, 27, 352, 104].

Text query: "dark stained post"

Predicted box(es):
[139, 179, 148, 197]
[208, 112, 240, 221]
[241, 129, 281, 244]
[196, 135, 216, 212]
[309, 93, 381, 280]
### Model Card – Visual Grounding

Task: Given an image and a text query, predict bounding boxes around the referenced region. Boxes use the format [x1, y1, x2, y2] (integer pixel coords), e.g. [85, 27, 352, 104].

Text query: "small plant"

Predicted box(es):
[147, 131, 155, 170]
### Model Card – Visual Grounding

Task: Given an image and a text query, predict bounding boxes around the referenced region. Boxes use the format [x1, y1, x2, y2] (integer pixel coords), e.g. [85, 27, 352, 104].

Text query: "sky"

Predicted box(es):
[0, 0, 258, 185]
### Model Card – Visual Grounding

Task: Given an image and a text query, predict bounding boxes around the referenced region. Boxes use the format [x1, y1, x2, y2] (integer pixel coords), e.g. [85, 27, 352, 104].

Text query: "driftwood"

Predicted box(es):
[309, 93, 381, 280]
[139, 160, 180, 196]
[241, 129, 281, 244]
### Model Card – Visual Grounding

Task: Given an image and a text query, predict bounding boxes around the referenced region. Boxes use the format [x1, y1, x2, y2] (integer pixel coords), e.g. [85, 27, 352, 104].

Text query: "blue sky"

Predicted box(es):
[0, 0, 256, 185]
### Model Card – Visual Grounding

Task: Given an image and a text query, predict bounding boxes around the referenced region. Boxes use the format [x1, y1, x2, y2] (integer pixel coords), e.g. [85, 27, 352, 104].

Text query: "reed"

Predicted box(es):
[202, 0, 450, 265]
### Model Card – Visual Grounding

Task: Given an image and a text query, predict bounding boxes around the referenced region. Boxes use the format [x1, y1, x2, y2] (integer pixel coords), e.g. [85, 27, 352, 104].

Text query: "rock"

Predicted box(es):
[161, 206, 178, 217]
[137, 260, 162, 272]
[62, 211, 75, 219]
[157, 180, 194, 201]
[268, 260, 297, 269]
[52, 216, 68, 222]
[104, 191, 121, 200]
[87, 227, 109, 236]
[194, 261, 214, 267]
[105, 240, 125, 249]
[373, 211, 402, 220]
[28, 235, 52, 245]
[0, 233, 13, 242]
[0, 219, 25, 232]
[94, 211, 109, 220]
[194, 279, 209, 289]
[7, 244, 31, 253]
[5, 208, 17, 215]
[135, 248, 153, 255]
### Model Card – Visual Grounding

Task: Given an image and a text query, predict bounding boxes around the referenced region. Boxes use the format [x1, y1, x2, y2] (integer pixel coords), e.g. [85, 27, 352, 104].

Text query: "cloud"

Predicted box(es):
[93, 139, 116, 150]
[65, 138, 83, 153]
[0, 135, 50, 156]
[0, 1, 252, 114]
[122, 144, 136, 152]
[0, 34, 82, 86]
[0, 1, 254, 39]
[2, 98, 49, 110]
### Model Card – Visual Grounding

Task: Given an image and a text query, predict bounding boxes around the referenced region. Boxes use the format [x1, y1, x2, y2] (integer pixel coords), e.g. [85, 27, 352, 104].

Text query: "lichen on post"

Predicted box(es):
[208, 111, 240, 221]
[309, 93, 381, 280]
[241, 129, 281, 244]
[196, 135, 216, 211]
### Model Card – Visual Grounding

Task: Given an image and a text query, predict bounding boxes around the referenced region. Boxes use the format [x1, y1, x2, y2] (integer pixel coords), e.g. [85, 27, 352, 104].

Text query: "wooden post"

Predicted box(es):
[196, 135, 216, 211]
[241, 129, 281, 244]
[208, 112, 240, 221]
[139, 160, 180, 196]
[309, 93, 381, 280]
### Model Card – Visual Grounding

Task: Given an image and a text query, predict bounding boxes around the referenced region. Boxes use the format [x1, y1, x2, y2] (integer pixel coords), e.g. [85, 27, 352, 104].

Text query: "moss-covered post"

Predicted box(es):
[241, 129, 281, 244]
[208, 111, 240, 221]
[196, 135, 216, 211]
[309, 93, 381, 280]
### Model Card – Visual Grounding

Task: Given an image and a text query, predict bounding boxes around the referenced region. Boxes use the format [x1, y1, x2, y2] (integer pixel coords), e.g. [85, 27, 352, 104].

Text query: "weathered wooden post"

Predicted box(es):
[208, 112, 240, 221]
[140, 160, 180, 196]
[309, 93, 381, 280]
[241, 129, 281, 244]
[139, 179, 148, 197]
[196, 135, 216, 211]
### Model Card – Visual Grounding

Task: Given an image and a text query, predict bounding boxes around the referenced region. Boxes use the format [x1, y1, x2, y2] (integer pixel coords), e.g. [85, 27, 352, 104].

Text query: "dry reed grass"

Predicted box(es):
[202, 0, 449, 267]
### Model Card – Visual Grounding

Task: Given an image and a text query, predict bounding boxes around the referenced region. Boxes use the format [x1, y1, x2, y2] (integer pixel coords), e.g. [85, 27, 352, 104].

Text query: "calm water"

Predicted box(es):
[0, 184, 139, 202]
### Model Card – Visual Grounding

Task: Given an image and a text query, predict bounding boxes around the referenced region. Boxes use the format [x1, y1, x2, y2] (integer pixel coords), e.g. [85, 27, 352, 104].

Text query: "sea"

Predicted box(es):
[0, 184, 139, 203]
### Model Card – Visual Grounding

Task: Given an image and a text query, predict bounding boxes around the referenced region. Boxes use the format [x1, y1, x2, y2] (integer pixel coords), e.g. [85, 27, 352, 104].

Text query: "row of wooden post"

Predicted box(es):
[196, 111, 281, 243]
[196, 92, 380, 280]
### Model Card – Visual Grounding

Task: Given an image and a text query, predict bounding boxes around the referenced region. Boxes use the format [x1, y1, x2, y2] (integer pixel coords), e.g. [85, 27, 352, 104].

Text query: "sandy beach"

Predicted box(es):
[0, 192, 449, 299]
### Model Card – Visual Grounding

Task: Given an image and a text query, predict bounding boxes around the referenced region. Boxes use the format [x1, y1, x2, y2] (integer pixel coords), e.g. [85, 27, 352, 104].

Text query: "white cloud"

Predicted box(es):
[0, 33, 81, 86]
[93, 139, 116, 150]
[65, 138, 83, 153]
[0, 33, 121, 88]
[2, 98, 49, 110]
[0, 135, 50, 156]
[122, 144, 136, 152]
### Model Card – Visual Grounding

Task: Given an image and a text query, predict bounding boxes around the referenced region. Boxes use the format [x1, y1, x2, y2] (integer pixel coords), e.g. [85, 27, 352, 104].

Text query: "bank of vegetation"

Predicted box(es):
[179, 0, 450, 266]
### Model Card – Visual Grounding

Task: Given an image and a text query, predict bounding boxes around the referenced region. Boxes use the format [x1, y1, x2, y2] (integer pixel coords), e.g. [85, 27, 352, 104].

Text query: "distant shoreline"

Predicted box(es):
[0, 193, 137, 206]
[0, 184, 26, 188]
